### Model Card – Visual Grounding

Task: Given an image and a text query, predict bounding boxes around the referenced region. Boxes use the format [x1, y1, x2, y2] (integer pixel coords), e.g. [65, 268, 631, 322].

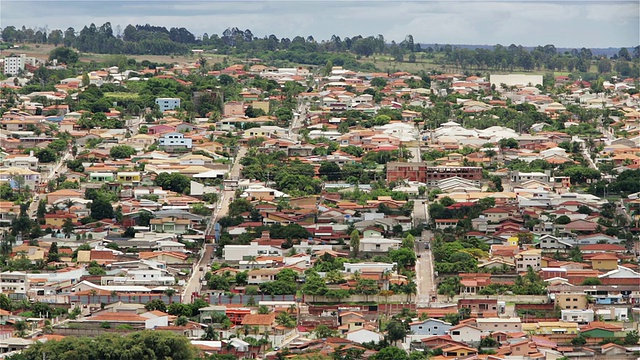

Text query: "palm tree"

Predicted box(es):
[164, 288, 176, 303]
[64, 199, 75, 213]
[14, 320, 28, 337]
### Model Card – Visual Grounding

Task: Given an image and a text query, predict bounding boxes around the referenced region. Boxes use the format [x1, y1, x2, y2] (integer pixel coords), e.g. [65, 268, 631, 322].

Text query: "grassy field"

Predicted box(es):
[104, 92, 140, 99]
[6, 43, 232, 65]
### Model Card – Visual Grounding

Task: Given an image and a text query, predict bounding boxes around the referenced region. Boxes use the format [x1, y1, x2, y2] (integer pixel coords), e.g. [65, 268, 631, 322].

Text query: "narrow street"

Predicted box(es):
[415, 229, 436, 306]
[182, 146, 247, 303]
[29, 150, 72, 217]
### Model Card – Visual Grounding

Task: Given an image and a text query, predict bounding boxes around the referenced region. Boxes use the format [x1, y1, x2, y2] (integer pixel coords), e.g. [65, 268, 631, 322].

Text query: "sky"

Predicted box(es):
[2, 0, 639, 48]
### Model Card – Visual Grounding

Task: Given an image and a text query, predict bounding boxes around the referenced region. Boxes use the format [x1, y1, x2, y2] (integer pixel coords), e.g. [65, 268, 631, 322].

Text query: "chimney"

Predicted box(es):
[29, 150, 34, 157]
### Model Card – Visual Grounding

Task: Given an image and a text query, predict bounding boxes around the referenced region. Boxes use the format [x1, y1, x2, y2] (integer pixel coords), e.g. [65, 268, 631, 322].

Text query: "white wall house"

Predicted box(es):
[158, 132, 193, 150]
[155, 98, 181, 112]
[223, 242, 283, 261]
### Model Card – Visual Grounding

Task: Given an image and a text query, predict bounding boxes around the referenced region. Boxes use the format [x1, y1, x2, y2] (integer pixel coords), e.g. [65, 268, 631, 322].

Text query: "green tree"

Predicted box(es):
[90, 197, 114, 220]
[350, 230, 360, 257]
[144, 299, 167, 312]
[61, 218, 74, 238]
[109, 145, 136, 159]
[154, 172, 191, 194]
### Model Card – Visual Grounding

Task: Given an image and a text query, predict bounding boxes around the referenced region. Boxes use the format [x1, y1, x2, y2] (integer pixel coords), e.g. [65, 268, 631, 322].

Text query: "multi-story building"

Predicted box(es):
[155, 98, 181, 112]
[0, 271, 28, 299]
[3, 55, 26, 75]
[386, 162, 482, 185]
[158, 132, 192, 151]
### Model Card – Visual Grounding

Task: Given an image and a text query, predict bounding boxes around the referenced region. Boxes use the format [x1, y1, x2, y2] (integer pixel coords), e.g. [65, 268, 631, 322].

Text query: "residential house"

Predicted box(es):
[409, 318, 452, 336]
[358, 235, 401, 253]
[149, 218, 192, 234]
[515, 249, 542, 272]
[475, 317, 522, 333]
[240, 313, 277, 334]
[345, 329, 383, 344]
[449, 323, 483, 344]
[155, 98, 181, 112]
[158, 132, 193, 150]
[590, 253, 619, 271]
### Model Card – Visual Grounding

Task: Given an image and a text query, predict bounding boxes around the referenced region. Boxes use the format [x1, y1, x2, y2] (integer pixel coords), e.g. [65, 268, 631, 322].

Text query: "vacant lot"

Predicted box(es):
[6, 43, 232, 65]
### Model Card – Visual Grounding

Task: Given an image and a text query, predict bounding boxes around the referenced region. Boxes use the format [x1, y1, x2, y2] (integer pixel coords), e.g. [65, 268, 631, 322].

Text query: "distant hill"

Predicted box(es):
[417, 44, 629, 57]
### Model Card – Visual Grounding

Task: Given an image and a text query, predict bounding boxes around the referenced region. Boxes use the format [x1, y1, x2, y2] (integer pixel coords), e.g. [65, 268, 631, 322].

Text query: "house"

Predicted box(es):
[441, 345, 479, 357]
[149, 218, 192, 234]
[555, 293, 588, 310]
[46, 189, 84, 204]
[515, 249, 542, 272]
[458, 299, 500, 317]
[155, 98, 181, 112]
[154, 240, 186, 252]
[44, 212, 76, 227]
[240, 313, 277, 334]
[475, 317, 522, 333]
[449, 323, 483, 344]
[0, 271, 28, 298]
[246, 268, 280, 284]
[358, 235, 401, 253]
[409, 318, 452, 336]
[223, 242, 283, 262]
[345, 328, 383, 344]
[561, 309, 595, 324]
[537, 235, 572, 250]
[590, 253, 619, 271]
[158, 132, 193, 150]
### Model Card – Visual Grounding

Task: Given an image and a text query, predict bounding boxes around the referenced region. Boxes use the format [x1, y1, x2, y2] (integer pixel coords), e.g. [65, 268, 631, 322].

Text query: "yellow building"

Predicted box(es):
[507, 236, 519, 246]
[590, 253, 619, 271]
[116, 171, 141, 182]
[522, 321, 579, 335]
[555, 293, 588, 310]
[44, 213, 76, 227]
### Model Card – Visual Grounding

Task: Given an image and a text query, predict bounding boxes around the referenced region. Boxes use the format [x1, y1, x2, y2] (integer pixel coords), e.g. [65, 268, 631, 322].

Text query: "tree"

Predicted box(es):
[372, 346, 409, 360]
[47, 242, 60, 262]
[145, 299, 167, 312]
[62, 218, 74, 238]
[109, 145, 136, 159]
[350, 230, 360, 257]
[318, 162, 342, 181]
[0, 294, 11, 310]
[313, 324, 338, 339]
[13, 330, 196, 359]
[624, 330, 639, 345]
[49, 46, 79, 64]
[90, 197, 114, 220]
[154, 172, 191, 194]
[175, 315, 189, 326]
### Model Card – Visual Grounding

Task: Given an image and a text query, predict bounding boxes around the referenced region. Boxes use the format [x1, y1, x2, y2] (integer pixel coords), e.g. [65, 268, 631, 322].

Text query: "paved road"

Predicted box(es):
[29, 150, 72, 217]
[415, 230, 436, 306]
[182, 146, 247, 303]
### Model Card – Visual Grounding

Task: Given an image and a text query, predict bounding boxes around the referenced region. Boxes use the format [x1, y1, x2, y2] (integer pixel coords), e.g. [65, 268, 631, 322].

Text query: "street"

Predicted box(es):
[29, 150, 72, 217]
[181, 146, 247, 303]
[415, 230, 436, 306]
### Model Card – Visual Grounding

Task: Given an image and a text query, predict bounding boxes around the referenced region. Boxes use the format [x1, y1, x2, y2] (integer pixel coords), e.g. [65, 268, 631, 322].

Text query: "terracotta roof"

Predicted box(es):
[241, 313, 276, 326]
[89, 313, 147, 322]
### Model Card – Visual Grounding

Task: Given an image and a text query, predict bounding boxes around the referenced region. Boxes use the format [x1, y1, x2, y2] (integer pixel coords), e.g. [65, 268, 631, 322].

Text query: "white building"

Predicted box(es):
[561, 309, 594, 324]
[343, 262, 396, 273]
[223, 242, 283, 262]
[490, 74, 543, 87]
[155, 98, 181, 112]
[0, 271, 28, 298]
[158, 132, 193, 150]
[3, 55, 25, 76]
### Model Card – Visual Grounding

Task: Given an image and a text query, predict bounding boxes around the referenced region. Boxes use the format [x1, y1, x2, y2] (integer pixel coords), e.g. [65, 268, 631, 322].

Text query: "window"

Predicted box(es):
[452, 331, 460, 335]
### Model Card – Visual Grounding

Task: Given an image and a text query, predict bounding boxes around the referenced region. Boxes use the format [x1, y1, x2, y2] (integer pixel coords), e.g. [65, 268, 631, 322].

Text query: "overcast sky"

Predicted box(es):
[2, 0, 639, 48]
